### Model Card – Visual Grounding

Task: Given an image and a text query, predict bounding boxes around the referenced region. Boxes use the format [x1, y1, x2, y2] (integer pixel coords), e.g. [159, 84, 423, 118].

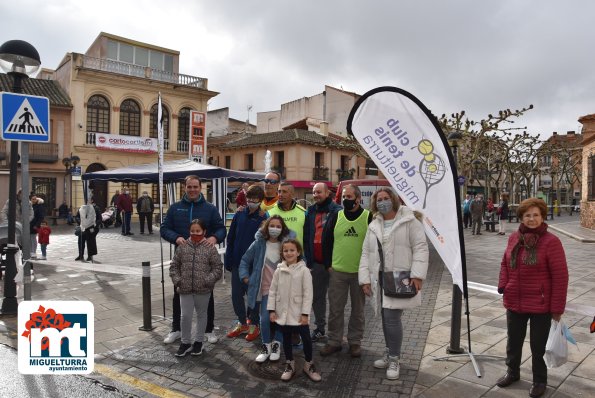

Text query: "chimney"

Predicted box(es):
[552, 131, 557, 136]
[566, 130, 575, 135]
[320, 121, 329, 136]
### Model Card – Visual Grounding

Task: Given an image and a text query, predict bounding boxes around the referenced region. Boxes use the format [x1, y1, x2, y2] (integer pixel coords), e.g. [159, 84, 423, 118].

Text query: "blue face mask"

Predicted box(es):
[377, 200, 393, 214]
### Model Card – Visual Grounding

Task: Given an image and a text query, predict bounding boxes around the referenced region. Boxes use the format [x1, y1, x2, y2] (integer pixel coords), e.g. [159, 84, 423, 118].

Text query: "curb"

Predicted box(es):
[549, 225, 595, 243]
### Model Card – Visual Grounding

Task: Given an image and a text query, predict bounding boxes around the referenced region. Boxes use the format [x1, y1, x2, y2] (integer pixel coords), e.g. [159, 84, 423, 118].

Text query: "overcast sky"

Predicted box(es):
[2, 0, 593, 139]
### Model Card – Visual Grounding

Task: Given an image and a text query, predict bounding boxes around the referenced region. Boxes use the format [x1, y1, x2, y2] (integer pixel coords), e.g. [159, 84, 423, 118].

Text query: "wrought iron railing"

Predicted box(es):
[29, 143, 59, 163]
[313, 167, 329, 180]
[177, 140, 189, 153]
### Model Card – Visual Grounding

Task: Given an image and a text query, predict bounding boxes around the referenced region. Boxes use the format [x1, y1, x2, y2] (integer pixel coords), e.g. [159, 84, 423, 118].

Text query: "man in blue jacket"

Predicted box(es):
[161, 175, 227, 344]
[303, 182, 342, 341]
[225, 185, 268, 341]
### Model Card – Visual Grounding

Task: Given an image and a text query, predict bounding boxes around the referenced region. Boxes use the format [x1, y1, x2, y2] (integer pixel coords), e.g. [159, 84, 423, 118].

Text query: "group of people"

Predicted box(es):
[161, 172, 431, 383]
[109, 189, 156, 236]
[463, 192, 509, 235]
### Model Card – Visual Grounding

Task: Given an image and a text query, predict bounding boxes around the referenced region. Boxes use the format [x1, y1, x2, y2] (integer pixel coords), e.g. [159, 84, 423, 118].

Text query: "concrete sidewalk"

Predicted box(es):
[1, 216, 594, 397]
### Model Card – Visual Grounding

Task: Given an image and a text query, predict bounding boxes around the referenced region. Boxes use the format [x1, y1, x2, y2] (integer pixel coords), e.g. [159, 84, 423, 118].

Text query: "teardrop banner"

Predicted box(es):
[347, 86, 467, 294]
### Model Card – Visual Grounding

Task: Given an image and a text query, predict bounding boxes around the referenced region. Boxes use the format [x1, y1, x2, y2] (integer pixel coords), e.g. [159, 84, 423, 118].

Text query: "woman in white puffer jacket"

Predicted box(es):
[359, 187, 428, 380]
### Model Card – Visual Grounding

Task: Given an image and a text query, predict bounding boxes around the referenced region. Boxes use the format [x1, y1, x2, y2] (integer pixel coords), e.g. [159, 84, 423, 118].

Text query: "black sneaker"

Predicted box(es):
[311, 329, 325, 342]
[175, 343, 192, 357]
[191, 341, 203, 356]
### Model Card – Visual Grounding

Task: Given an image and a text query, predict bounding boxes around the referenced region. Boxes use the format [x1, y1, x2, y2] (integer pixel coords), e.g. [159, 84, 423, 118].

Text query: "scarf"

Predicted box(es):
[510, 222, 548, 269]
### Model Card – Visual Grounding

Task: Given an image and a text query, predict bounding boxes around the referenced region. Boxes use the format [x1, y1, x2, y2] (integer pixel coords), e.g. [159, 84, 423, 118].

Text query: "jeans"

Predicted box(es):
[231, 266, 249, 325]
[311, 262, 330, 332]
[382, 308, 403, 357]
[173, 290, 214, 333]
[281, 325, 312, 361]
[180, 292, 211, 344]
[327, 270, 365, 347]
[505, 310, 551, 383]
[258, 295, 283, 344]
[40, 244, 47, 258]
[122, 211, 132, 234]
[139, 212, 153, 233]
[463, 212, 471, 228]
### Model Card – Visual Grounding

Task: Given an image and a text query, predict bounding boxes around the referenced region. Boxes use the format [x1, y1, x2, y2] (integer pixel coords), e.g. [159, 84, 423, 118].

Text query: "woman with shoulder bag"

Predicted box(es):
[358, 187, 428, 380]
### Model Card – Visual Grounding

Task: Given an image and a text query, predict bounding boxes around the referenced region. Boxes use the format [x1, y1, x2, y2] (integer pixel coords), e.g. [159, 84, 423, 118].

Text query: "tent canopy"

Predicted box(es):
[82, 158, 265, 183]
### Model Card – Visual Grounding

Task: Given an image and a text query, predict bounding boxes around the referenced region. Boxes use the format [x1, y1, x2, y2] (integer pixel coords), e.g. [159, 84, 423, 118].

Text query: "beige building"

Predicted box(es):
[0, 74, 73, 217]
[45, 32, 217, 211]
[578, 114, 595, 229]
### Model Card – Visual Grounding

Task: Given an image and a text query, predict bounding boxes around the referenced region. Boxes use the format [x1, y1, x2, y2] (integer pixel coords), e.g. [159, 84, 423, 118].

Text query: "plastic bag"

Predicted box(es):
[544, 320, 568, 368]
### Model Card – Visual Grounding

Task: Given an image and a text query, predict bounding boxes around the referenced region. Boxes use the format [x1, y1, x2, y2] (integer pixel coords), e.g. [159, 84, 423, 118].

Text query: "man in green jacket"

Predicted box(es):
[268, 182, 306, 246]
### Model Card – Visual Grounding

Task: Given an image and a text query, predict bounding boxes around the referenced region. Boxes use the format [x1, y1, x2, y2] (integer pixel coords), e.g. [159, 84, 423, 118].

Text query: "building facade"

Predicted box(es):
[579, 114, 595, 229]
[206, 107, 256, 137]
[47, 32, 217, 211]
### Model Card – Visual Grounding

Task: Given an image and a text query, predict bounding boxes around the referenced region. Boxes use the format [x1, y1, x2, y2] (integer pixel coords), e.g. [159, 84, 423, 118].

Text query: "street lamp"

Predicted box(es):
[446, 131, 464, 354]
[62, 155, 80, 212]
[0, 40, 41, 315]
[532, 167, 539, 197]
[550, 169, 558, 216]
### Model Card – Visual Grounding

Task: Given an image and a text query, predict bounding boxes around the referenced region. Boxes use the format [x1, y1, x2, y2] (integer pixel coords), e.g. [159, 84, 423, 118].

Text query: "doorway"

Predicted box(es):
[32, 177, 56, 216]
[86, 163, 107, 211]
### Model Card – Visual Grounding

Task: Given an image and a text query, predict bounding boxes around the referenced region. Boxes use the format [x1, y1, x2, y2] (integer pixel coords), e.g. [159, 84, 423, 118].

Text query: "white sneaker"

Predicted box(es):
[255, 343, 271, 363]
[164, 330, 181, 344]
[40, 256, 47, 260]
[205, 332, 218, 344]
[386, 356, 400, 380]
[269, 340, 281, 361]
[374, 348, 389, 369]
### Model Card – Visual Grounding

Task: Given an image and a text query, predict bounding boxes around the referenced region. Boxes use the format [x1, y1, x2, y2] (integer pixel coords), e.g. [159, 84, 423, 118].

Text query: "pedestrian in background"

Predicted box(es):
[235, 182, 249, 209]
[110, 189, 122, 227]
[497, 193, 509, 235]
[118, 189, 134, 235]
[136, 191, 155, 234]
[29, 194, 46, 259]
[470, 194, 485, 235]
[169, 219, 223, 357]
[268, 239, 320, 382]
[462, 194, 472, 229]
[0, 188, 33, 224]
[496, 198, 568, 398]
[36, 219, 51, 260]
[75, 200, 98, 262]
[359, 187, 428, 380]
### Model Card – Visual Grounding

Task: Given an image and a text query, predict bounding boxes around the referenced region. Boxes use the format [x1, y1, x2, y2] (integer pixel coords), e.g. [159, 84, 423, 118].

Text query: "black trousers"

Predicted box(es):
[463, 212, 471, 228]
[139, 212, 153, 233]
[281, 324, 313, 362]
[173, 290, 214, 333]
[505, 309, 551, 384]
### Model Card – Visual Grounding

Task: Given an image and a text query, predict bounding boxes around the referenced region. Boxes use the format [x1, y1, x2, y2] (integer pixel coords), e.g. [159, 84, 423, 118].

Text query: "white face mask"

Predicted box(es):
[247, 202, 260, 211]
[268, 227, 282, 238]
[376, 200, 393, 214]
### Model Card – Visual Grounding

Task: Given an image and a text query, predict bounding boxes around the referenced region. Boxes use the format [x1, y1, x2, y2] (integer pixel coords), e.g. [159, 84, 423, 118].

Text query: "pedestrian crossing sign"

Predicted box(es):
[0, 92, 50, 142]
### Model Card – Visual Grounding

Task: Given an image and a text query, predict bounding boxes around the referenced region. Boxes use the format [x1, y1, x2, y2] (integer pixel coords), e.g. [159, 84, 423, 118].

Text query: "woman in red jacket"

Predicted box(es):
[496, 198, 568, 398]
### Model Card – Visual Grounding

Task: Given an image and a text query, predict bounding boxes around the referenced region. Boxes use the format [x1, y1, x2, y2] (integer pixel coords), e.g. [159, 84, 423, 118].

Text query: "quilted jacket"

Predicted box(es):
[169, 239, 223, 294]
[498, 229, 568, 314]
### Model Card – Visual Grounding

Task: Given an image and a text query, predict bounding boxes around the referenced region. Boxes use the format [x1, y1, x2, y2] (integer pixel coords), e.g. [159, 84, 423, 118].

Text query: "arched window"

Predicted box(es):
[86, 95, 110, 133]
[119, 99, 141, 136]
[149, 103, 169, 139]
[178, 107, 192, 142]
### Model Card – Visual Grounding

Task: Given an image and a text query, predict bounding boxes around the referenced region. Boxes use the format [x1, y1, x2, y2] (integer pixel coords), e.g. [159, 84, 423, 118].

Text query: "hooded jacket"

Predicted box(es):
[30, 198, 46, 234]
[225, 207, 268, 271]
[358, 206, 429, 314]
[267, 259, 313, 326]
[169, 239, 223, 294]
[498, 228, 568, 314]
[161, 193, 226, 245]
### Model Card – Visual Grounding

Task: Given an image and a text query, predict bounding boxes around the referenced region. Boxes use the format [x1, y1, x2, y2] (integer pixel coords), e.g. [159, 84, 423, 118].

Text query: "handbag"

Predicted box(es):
[376, 238, 417, 298]
[74, 226, 81, 236]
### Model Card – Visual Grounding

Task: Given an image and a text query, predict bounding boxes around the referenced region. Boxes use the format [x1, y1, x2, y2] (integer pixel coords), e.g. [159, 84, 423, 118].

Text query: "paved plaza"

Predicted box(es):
[1, 214, 594, 397]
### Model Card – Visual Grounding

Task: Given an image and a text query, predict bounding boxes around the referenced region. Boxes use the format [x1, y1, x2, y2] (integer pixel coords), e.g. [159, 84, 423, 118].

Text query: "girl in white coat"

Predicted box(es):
[268, 239, 321, 382]
[359, 188, 429, 380]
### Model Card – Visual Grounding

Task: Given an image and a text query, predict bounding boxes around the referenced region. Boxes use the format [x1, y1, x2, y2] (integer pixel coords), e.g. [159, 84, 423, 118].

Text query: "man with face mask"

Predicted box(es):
[117, 188, 134, 236]
[136, 191, 155, 234]
[320, 184, 372, 358]
[303, 183, 342, 342]
[225, 185, 268, 340]
[268, 182, 306, 245]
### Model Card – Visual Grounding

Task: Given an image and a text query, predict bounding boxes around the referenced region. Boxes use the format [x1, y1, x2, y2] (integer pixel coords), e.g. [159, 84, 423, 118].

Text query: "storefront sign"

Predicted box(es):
[95, 133, 157, 153]
[189, 110, 206, 163]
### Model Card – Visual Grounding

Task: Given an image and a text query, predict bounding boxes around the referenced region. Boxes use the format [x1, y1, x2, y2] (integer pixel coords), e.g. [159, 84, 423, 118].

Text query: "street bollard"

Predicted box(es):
[23, 260, 32, 301]
[139, 261, 155, 331]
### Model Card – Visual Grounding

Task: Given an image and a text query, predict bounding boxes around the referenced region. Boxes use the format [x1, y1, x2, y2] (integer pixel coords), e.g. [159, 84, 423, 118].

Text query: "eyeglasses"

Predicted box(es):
[263, 179, 279, 184]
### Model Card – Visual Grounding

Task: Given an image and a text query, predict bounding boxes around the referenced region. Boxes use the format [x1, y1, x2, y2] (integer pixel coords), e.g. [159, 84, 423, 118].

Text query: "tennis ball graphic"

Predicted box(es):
[424, 154, 435, 162]
[427, 163, 438, 173]
[418, 139, 434, 155]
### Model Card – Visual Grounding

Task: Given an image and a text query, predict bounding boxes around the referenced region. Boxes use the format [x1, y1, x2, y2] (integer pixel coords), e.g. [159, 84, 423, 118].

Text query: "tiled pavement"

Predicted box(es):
[1, 215, 594, 397]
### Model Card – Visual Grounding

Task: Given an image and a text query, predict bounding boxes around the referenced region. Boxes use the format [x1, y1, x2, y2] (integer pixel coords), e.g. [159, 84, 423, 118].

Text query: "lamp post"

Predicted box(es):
[0, 40, 41, 315]
[532, 168, 539, 197]
[550, 169, 557, 216]
[447, 131, 464, 354]
[62, 155, 80, 212]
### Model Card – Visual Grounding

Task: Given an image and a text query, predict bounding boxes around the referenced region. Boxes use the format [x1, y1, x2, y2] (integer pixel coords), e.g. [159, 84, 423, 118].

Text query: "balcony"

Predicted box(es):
[79, 54, 207, 89]
[336, 168, 355, 181]
[313, 166, 329, 181]
[29, 143, 59, 163]
[177, 140, 189, 153]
